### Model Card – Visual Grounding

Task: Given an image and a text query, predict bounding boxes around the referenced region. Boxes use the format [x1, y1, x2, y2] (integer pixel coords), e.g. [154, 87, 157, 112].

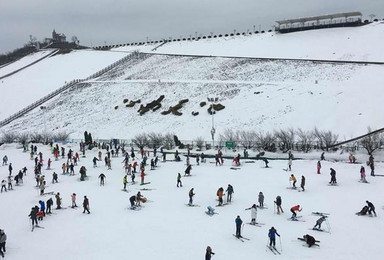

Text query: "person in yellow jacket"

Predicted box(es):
[289, 174, 297, 189]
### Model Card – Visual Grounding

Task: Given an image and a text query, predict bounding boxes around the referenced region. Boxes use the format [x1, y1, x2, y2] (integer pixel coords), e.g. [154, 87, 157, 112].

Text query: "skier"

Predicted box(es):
[83, 196, 90, 214]
[290, 205, 302, 219]
[188, 188, 195, 206]
[8, 163, 12, 176]
[313, 216, 326, 230]
[46, 198, 53, 214]
[129, 195, 137, 208]
[360, 166, 367, 183]
[29, 206, 39, 227]
[0, 229, 6, 258]
[215, 154, 221, 166]
[0, 180, 6, 193]
[55, 192, 62, 209]
[289, 174, 297, 189]
[196, 154, 200, 166]
[288, 158, 292, 171]
[123, 175, 128, 190]
[320, 152, 325, 161]
[131, 171, 136, 183]
[303, 234, 316, 247]
[71, 193, 77, 208]
[207, 206, 215, 216]
[245, 204, 257, 224]
[268, 227, 280, 248]
[216, 187, 224, 206]
[235, 215, 243, 238]
[329, 168, 337, 184]
[366, 201, 376, 216]
[226, 184, 234, 203]
[263, 158, 269, 168]
[300, 176, 305, 191]
[184, 164, 192, 176]
[62, 163, 67, 174]
[47, 158, 51, 169]
[177, 173, 182, 187]
[98, 173, 106, 186]
[274, 195, 284, 214]
[368, 154, 375, 176]
[39, 200, 46, 217]
[2, 155, 7, 166]
[317, 161, 321, 174]
[7, 176, 12, 191]
[140, 169, 146, 185]
[258, 192, 264, 208]
[52, 172, 58, 183]
[39, 181, 46, 195]
[205, 246, 215, 260]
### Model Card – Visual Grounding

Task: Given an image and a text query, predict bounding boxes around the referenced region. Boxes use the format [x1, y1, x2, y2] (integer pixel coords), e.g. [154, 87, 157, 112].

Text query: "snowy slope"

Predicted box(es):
[2, 52, 384, 141]
[0, 49, 57, 78]
[0, 50, 127, 120]
[0, 144, 383, 260]
[115, 22, 384, 62]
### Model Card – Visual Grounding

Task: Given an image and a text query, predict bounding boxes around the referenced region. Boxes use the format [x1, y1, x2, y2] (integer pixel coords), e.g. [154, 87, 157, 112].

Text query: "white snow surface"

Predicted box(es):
[0, 144, 383, 260]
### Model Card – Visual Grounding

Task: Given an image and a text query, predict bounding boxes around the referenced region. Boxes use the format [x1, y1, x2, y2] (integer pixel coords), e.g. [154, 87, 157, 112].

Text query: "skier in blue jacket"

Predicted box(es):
[268, 227, 280, 248]
[235, 216, 243, 238]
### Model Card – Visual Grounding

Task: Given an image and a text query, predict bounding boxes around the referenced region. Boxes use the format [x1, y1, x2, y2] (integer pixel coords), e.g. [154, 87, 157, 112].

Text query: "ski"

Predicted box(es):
[205, 211, 219, 216]
[312, 212, 330, 216]
[216, 203, 229, 207]
[233, 234, 244, 242]
[310, 228, 330, 233]
[247, 223, 263, 227]
[121, 189, 129, 192]
[302, 244, 320, 248]
[139, 188, 155, 191]
[286, 187, 297, 190]
[140, 182, 151, 186]
[298, 237, 320, 243]
[230, 167, 241, 170]
[267, 246, 277, 255]
[257, 206, 268, 210]
[288, 217, 305, 222]
[185, 204, 200, 207]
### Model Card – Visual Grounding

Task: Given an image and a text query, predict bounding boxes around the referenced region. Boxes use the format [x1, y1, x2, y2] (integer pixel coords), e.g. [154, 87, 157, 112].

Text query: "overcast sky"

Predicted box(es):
[0, 0, 382, 54]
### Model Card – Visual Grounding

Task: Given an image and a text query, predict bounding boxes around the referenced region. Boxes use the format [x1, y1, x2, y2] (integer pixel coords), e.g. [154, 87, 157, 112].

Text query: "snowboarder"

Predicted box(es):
[366, 201, 376, 216]
[300, 176, 305, 191]
[55, 192, 62, 209]
[245, 204, 257, 224]
[329, 168, 337, 184]
[274, 195, 284, 214]
[98, 173, 106, 186]
[216, 187, 224, 206]
[268, 227, 280, 248]
[71, 193, 77, 208]
[205, 246, 215, 260]
[289, 174, 297, 189]
[290, 205, 302, 219]
[188, 188, 195, 206]
[235, 215, 243, 238]
[360, 166, 367, 183]
[303, 234, 316, 247]
[226, 184, 234, 203]
[317, 161, 321, 174]
[83, 196, 90, 214]
[184, 165, 192, 176]
[313, 216, 326, 229]
[177, 173, 182, 187]
[258, 192, 264, 207]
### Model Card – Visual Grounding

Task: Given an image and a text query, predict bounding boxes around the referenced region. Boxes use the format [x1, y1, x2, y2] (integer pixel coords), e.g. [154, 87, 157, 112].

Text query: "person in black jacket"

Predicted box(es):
[83, 196, 90, 214]
[303, 234, 316, 247]
[329, 168, 337, 184]
[46, 198, 53, 214]
[366, 201, 376, 216]
[29, 206, 39, 227]
[205, 246, 215, 260]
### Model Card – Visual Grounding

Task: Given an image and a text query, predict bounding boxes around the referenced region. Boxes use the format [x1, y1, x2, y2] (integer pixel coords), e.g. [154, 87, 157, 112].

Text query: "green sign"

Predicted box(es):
[226, 141, 235, 148]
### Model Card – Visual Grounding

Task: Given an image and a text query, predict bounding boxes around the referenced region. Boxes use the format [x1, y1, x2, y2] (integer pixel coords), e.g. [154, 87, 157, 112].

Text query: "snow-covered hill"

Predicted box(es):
[0, 22, 383, 141]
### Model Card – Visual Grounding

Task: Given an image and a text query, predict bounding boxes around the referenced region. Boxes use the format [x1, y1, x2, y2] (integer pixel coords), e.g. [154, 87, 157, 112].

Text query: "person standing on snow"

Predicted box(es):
[313, 216, 326, 230]
[300, 176, 305, 191]
[317, 161, 321, 174]
[216, 187, 224, 206]
[55, 192, 62, 209]
[360, 166, 367, 183]
[8, 163, 12, 176]
[245, 204, 257, 224]
[83, 196, 90, 214]
[329, 168, 337, 184]
[184, 164, 192, 176]
[289, 174, 297, 189]
[0, 229, 6, 258]
[98, 173, 106, 186]
[123, 175, 128, 190]
[46, 198, 53, 214]
[39, 200, 46, 217]
[29, 206, 39, 227]
[205, 246, 215, 260]
[274, 196, 284, 214]
[226, 184, 234, 203]
[258, 192, 264, 207]
[235, 216, 243, 238]
[368, 154, 375, 176]
[268, 227, 280, 248]
[0, 180, 6, 193]
[177, 173, 182, 187]
[188, 188, 195, 206]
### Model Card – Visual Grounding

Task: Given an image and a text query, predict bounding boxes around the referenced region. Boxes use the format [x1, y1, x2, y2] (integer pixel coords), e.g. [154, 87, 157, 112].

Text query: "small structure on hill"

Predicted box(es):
[275, 12, 363, 33]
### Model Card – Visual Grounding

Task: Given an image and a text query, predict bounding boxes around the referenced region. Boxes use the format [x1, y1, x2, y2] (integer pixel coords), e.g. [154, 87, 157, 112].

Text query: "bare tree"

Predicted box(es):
[1, 131, 19, 143]
[321, 130, 339, 150]
[296, 128, 315, 153]
[147, 132, 164, 149]
[275, 128, 295, 152]
[238, 130, 257, 149]
[132, 133, 149, 148]
[219, 129, 238, 142]
[360, 127, 382, 154]
[164, 133, 175, 150]
[194, 136, 205, 150]
[255, 131, 277, 152]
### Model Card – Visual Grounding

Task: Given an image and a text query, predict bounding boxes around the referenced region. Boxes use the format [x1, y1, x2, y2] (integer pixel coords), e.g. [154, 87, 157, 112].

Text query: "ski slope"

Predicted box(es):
[0, 143, 383, 259]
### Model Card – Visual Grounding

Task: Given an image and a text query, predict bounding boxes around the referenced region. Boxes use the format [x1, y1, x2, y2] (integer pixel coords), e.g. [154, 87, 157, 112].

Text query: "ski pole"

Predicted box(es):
[279, 236, 283, 252]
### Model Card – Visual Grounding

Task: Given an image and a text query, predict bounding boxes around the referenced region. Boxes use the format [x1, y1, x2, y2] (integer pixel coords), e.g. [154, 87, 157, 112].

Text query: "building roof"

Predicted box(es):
[276, 12, 362, 25]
